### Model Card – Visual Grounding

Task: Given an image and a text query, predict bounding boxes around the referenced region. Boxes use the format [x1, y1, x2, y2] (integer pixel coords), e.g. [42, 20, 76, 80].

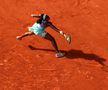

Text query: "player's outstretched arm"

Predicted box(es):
[16, 32, 34, 40]
[49, 22, 65, 36]
[31, 14, 42, 18]
[49, 22, 71, 44]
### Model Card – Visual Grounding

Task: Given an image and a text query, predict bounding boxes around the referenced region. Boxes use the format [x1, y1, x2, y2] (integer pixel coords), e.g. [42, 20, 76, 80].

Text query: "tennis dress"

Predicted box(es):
[28, 20, 48, 37]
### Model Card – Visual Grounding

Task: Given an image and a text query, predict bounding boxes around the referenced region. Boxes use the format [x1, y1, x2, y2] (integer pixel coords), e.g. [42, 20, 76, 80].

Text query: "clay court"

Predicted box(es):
[0, 0, 108, 90]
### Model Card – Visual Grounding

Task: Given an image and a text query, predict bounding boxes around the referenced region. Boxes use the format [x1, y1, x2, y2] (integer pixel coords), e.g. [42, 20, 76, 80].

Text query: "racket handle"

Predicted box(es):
[63, 34, 67, 38]
[59, 31, 66, 37]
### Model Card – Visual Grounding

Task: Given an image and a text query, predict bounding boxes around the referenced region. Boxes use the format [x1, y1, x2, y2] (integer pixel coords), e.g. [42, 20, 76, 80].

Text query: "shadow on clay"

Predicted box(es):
[28, 45, 106, 66]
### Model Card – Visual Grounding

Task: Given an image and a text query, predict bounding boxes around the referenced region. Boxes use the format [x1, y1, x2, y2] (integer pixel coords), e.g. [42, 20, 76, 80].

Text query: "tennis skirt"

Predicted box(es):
[28, 23, 47, 37]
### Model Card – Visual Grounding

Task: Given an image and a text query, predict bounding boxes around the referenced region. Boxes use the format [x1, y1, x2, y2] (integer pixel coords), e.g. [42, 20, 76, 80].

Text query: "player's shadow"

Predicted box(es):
[28, 45, 106, 66]
[65, 49, 106, 66]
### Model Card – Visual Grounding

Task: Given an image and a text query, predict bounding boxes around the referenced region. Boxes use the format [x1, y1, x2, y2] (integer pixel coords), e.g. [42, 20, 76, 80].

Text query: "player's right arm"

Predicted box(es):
[48, 22, 65, 35]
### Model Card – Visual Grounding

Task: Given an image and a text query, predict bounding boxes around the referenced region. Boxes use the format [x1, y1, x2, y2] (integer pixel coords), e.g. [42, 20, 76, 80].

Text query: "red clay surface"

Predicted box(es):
[0, 0, 108, 90]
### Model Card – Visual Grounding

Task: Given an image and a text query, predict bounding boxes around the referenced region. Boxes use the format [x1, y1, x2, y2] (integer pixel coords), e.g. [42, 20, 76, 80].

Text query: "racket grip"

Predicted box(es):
[63, 34, 67, 38]
[59, 31, 66, 37]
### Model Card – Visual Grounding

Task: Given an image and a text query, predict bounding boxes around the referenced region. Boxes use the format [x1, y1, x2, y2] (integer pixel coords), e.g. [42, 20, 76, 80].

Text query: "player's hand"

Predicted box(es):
[59, 31, 64, 35]
[31, 14, 36, 17]
[16, 36, 22, 40]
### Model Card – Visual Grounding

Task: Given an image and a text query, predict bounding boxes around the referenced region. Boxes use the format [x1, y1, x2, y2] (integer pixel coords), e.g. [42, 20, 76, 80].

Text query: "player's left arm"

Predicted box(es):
[31, 14, 42, 18]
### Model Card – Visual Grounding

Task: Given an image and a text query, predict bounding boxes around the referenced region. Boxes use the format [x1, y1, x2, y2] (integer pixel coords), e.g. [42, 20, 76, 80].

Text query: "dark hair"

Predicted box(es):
[37, 14, 50, 24]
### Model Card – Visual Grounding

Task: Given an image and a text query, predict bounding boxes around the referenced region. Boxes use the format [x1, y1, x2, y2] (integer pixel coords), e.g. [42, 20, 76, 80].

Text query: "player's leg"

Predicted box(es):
[44, 33, 59, 53]
[16, 31, 34, 40]
[44, 33, 65, 57]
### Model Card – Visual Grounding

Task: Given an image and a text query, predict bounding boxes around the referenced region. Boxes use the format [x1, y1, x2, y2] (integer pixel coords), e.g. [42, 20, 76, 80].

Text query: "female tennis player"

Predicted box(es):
[16, 14, 71, 57]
